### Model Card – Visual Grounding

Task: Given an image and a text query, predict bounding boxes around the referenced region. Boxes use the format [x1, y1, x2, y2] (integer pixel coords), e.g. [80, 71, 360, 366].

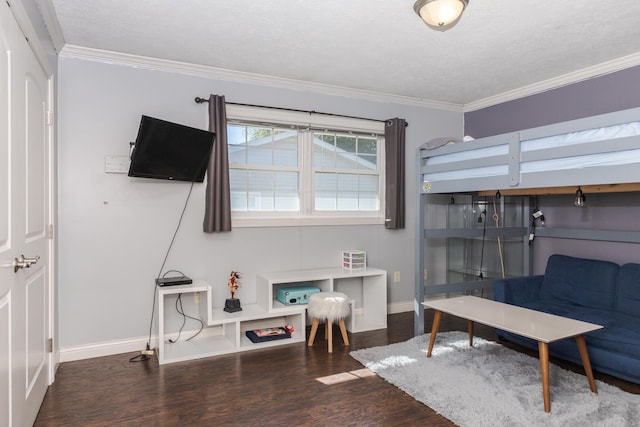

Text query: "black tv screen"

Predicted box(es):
[128, 116, 215, 182]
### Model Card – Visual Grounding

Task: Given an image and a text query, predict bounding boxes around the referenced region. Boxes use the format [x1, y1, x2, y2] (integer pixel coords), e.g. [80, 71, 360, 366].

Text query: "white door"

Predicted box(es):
[0, 2, 53, 426]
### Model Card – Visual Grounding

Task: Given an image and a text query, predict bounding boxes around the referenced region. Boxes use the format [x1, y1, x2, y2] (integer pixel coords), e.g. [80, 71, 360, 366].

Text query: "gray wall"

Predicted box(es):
[464, 67, 640, 273]
[465, 66, 640, 139]
[57, 55, 462, 349]
[532, 193, 640, 273]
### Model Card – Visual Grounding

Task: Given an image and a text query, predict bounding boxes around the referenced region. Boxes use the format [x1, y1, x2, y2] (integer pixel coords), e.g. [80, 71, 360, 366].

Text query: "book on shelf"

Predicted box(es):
[245, 327, 291, 343]
[254, 327, 287, 337]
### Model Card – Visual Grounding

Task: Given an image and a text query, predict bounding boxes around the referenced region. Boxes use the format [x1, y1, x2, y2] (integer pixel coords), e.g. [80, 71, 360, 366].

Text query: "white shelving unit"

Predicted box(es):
[156, 267, 387, 364]
[257, 267, 387, 333]
[156, 280, 306, 365]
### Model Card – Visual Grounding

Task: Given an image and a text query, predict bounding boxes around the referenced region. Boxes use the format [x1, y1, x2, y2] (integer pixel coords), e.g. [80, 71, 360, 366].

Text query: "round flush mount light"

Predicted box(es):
[414, 0, 469, 31]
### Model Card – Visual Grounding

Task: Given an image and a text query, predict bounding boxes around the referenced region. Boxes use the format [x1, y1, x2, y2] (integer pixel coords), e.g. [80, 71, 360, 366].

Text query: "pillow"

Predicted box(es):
[539, 254, 618, 310]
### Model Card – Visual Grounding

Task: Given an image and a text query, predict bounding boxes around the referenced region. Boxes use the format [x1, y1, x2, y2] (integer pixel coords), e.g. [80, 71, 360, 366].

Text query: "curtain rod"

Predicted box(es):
[194, 97, 408, 127]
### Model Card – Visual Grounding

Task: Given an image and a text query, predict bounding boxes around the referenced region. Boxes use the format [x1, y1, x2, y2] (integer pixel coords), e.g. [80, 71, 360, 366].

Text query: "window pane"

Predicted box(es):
[315, 173, 337, 210]
[358, 175, 379, 210]
[274, 171, 299, 211]
[358, 137, 377, 154]
[228, 124, 247, 165]
[313, 132, 378, 172]
[230, 169, 248, 211]
[248, 171, 274, 210]
[247, 146, 273, 166]
[357, 153, 377, 170]
[315, 172, 380, 211]
[230, 125, 298, 167]
[336, 135, 356, 153]
[272, 132, 298, 167]
[337, 174, 358, 210]
[313, 133, 337, 168]
[229, 170, 299, 212]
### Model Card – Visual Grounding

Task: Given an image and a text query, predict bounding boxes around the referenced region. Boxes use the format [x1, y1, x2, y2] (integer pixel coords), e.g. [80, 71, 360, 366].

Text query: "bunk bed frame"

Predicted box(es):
[415, 106, 640, 335]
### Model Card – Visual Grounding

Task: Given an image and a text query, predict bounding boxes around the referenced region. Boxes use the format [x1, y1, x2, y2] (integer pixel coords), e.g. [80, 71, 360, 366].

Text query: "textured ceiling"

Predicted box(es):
[45, 0, 640, 108]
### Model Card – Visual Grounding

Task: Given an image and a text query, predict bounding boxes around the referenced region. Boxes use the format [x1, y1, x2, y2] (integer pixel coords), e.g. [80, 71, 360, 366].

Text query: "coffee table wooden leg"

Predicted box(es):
[468, 320, 474, 347]
[575, 334, 598, 393]
[427, 310, 442, 357]
[538, 341, 551, 413]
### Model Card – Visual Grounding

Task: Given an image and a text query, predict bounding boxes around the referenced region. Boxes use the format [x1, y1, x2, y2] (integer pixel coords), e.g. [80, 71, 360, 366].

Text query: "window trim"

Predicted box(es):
[226, 105, 386, 227]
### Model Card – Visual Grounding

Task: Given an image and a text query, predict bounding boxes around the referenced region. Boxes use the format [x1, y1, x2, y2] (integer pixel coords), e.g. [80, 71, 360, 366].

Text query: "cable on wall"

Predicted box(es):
[129, 182, 195, 363]
[492, 196, 506, 279]
[168, 293, 205, 344]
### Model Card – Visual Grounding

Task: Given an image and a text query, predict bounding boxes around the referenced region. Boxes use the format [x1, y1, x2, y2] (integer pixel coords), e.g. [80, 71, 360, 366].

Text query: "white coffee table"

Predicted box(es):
[422, 296, 603, 412]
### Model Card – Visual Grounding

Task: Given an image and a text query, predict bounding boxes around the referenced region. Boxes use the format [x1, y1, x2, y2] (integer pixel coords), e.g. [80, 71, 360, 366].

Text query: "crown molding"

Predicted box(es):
[36, 0, 65, 53]
[464, 53, 640, 112]
[60, 44, 463, 112]
[6, 0, 53, 74]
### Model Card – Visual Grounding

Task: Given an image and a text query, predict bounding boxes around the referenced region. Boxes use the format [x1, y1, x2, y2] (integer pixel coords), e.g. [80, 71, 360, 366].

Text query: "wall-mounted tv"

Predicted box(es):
[128, 115, 215, 182]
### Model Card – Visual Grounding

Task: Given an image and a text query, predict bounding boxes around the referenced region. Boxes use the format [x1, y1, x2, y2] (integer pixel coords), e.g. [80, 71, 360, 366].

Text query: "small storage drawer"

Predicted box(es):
[342, 250, 366, 269]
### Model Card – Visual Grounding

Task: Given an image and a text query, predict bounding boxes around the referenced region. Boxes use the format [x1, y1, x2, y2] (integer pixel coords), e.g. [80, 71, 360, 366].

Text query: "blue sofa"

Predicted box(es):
[494, 254, 640, 384]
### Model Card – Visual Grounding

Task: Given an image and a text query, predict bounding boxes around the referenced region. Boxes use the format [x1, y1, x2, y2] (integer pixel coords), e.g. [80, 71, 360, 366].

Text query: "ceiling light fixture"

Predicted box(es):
[414, 0, 469, 31]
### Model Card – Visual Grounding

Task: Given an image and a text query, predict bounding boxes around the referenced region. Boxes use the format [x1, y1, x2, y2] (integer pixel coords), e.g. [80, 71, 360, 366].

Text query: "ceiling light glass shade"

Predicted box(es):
[414, 0, 469, 31]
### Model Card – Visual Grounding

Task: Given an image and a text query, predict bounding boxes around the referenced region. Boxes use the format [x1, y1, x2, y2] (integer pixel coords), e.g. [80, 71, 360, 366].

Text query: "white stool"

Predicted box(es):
[307, 292, 351, 353]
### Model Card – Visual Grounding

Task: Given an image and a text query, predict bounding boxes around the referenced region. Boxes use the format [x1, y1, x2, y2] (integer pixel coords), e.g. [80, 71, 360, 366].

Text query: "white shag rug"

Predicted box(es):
[350, 331, 640, 427]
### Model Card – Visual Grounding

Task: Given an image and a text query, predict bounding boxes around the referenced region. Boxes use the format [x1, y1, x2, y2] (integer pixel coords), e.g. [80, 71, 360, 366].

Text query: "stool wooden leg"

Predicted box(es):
[308, 318, 320, 346]
[339, 319, 349, 346]
[327, 320, 333, 353]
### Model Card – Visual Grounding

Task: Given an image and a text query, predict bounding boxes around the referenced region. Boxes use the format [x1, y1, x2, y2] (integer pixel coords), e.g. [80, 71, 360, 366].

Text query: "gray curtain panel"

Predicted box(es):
[203, 94, 232, 232]
[384, 118, 406, 229]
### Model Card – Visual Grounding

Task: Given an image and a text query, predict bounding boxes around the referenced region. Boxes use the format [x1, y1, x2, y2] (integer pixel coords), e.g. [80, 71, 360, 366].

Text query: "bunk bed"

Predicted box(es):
[415, 106, 640, 335]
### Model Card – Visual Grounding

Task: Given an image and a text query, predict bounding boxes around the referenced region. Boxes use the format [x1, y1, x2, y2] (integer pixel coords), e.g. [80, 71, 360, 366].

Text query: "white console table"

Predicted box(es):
[156, 267, 387, 364]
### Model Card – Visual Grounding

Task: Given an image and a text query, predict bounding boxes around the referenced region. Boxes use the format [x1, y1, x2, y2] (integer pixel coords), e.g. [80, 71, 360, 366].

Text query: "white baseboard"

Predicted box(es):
[387, 300, 413, 314]
[60, 301, 416, 362]
[60, 336, 156, 363]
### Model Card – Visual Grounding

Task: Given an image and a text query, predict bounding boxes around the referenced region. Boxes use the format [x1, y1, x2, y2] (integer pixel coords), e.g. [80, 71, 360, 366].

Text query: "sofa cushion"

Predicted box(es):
[616, 263, 640, 317]
[539, 254, 619, 310]
[586, 321, 640, 358]
[511, 300, 640, 358]
[520, 300, 612, 326]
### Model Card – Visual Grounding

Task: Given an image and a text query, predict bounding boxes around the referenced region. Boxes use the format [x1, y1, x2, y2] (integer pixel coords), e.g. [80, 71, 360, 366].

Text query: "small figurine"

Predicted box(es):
[228, 271, 240, 299]
[224, 271, 243, 313]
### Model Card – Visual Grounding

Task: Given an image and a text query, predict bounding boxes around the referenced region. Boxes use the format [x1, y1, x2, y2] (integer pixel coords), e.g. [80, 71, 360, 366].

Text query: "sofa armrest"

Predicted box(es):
[494, 275, 544, 305]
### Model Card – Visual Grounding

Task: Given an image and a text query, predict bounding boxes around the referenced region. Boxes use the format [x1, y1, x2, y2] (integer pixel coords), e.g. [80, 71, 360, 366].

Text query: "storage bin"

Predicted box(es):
[342, 250, 366, 270]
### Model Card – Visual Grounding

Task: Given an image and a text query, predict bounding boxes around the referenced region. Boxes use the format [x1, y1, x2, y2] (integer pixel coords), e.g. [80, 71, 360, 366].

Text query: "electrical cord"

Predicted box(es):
[129, 182, 195, 363]
[168, 293, 205, 344]
[477, 205, 487, 280]
[492, 197, 506, 279]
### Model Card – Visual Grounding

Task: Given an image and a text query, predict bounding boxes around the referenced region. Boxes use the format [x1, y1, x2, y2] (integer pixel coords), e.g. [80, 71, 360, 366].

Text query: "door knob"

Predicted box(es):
[13, 254, 40, 273]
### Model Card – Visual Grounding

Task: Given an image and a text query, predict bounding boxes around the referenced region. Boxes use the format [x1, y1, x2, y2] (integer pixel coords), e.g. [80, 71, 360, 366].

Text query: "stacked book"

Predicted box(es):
[245, 327, 291, 343]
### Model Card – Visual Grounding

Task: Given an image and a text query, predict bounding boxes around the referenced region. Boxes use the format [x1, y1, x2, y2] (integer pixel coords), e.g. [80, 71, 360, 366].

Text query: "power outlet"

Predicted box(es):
[393, 271, 401, 283]
[194, 292, 201, 304]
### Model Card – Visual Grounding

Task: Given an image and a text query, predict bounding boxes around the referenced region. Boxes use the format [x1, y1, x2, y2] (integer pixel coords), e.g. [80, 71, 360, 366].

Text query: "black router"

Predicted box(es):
[155, 276, 192, 287]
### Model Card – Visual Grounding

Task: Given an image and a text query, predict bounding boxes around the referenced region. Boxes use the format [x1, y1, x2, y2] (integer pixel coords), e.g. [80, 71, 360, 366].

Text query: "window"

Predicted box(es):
[226, 105, 385, 227]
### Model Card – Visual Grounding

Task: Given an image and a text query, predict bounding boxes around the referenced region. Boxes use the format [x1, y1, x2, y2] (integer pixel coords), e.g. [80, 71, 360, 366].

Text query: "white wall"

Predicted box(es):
[57, 55, 462, 354]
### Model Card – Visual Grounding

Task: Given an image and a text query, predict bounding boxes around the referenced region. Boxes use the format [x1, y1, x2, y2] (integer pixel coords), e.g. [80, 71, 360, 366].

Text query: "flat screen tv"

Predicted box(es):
[128, 115, 215, 182]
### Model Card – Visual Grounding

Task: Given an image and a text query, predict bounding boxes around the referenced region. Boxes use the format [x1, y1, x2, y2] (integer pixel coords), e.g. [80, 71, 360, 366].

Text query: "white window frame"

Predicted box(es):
[226, 104, 386, 227]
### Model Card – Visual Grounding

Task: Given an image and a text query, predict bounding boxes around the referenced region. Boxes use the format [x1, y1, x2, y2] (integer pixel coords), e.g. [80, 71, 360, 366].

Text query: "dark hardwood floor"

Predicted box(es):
[35, 311, 639, 426]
